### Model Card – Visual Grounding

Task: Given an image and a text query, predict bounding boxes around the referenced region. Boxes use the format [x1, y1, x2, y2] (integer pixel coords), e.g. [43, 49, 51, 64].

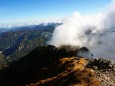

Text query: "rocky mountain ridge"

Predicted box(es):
[0, 45, 114, 86]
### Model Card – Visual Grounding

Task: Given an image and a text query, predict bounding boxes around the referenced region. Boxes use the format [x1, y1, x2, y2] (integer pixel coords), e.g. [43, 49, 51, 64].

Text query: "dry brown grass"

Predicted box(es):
[26, 57, 100, 86]
[72, 58, 88, 72]
[72, 68, 100, 86]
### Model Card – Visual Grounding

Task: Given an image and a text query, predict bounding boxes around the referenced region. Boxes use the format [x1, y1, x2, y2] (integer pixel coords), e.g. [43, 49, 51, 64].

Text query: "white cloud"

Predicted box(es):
[49, 0, 115, 60]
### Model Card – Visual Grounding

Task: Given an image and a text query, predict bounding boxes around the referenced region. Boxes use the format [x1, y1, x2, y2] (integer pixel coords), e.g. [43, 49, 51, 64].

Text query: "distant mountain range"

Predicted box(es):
[0, 23, 61, 61]
[0, 23, 61, 33]
[0, 28, 10, 33]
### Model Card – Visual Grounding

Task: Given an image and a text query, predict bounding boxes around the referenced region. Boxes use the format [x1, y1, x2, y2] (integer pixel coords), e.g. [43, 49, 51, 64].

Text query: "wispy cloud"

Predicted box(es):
[0, 9, 14, 13]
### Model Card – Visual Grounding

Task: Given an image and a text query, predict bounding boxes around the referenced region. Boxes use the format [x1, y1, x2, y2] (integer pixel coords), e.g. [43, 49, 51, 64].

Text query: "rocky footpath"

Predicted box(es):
[87, 58, 115, 86]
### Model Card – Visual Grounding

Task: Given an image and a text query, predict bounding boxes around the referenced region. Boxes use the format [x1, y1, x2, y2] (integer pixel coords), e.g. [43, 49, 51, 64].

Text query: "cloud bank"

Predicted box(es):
[49, 0, 115, 60]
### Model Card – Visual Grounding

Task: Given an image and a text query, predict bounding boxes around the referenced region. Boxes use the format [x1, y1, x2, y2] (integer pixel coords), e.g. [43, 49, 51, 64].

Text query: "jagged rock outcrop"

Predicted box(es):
[87, 58, 115, 86]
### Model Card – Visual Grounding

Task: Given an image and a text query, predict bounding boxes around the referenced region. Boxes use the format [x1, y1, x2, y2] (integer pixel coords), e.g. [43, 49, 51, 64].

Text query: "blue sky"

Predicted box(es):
[0, 0, 111, 26]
